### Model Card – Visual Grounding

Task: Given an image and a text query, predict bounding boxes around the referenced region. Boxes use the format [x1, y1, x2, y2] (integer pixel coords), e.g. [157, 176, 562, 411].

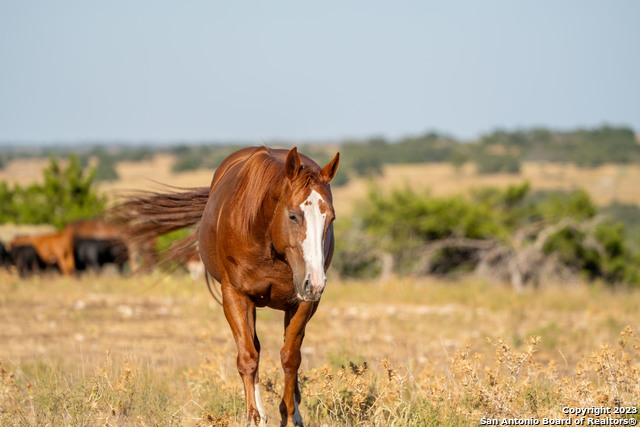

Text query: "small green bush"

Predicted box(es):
[0, 155, 106, 228]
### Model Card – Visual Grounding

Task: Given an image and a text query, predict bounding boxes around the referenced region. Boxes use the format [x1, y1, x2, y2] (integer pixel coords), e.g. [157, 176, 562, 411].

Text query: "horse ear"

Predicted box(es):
[285, 147, 301, 181]
[320, 152, 340, 184]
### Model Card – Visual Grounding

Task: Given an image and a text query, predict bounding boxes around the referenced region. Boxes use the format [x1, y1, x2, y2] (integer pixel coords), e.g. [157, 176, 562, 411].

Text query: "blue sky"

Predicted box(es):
[1, 1, 638, 145]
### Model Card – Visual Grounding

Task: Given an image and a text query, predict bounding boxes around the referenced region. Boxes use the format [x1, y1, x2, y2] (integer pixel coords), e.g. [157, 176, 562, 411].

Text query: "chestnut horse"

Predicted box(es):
[116, 146, 339, 426]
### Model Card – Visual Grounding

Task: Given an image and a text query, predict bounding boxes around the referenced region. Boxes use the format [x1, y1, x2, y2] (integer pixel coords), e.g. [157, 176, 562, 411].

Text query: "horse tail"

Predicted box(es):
[110, 186, 210, 270]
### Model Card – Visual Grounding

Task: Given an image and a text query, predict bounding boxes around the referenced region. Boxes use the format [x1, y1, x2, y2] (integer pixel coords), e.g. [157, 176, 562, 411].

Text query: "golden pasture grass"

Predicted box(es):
[1, 273, 639, 425]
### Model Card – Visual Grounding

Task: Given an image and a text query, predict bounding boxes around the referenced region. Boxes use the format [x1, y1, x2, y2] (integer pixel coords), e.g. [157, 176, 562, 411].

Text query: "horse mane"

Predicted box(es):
[227, 146, 318, 239]
[109, 146, 323, 271]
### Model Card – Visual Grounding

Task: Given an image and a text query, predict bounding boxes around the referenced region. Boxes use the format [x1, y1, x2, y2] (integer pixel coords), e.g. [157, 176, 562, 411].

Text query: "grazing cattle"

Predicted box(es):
[100, 239, 129, 272]
[73, 238, 129, 273]
[68, 220, 153, 273]
[116, 146, 339, 426]
[10, 228, 75, 275]
[9, 241, 48, 277]
[0, 242, 11, 268]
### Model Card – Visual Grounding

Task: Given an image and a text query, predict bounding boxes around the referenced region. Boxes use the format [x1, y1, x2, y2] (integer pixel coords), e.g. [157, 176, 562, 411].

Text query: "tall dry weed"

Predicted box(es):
[437, 327, 640, 423]
[1, 327, 638, 425]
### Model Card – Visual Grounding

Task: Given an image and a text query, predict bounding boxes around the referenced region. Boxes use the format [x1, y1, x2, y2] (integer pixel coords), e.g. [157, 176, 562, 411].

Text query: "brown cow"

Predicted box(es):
[10, 227, 75, 275]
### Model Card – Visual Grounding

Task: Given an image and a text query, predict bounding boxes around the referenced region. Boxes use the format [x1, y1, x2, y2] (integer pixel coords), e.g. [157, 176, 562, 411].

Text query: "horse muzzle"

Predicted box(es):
[295, 273, 326, 302]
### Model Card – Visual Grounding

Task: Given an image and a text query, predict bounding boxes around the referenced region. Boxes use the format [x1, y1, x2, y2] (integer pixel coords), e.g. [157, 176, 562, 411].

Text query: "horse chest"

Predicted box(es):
[228, 258, 297, 308]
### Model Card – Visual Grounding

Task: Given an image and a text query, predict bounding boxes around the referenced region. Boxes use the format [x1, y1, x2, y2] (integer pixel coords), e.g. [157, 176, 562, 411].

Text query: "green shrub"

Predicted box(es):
[0, 155, 106, 228]
[94, 155, 120, 182]
[475, 153, 521, 174]
[333, 182, 640, 287]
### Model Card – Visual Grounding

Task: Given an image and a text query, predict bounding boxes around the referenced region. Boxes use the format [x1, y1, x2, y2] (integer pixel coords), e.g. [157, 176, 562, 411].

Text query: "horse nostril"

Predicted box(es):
[304, 278, 312, 294]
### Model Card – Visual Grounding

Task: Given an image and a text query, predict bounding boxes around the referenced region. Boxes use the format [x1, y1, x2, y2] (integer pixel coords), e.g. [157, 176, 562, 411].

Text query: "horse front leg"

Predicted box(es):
[222, 284, 265, 425]
[279, 301, 317, 427]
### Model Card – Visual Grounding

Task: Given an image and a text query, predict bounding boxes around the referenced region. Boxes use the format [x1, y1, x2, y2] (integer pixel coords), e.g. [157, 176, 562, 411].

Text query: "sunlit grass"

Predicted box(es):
[1, 272, 640, 425]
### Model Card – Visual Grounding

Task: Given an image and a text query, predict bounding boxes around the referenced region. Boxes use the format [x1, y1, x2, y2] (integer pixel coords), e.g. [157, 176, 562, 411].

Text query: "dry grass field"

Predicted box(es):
[1, 153, 639, 425]
[1, 272, 639, 425]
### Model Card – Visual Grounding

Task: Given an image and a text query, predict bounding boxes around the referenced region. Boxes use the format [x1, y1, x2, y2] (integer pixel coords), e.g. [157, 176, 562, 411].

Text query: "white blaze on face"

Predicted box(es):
[300, 190, 328, 294]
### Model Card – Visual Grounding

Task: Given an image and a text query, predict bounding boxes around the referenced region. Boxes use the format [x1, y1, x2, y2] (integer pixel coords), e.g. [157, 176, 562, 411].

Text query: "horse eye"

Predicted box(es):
[289, 213, 299, 223]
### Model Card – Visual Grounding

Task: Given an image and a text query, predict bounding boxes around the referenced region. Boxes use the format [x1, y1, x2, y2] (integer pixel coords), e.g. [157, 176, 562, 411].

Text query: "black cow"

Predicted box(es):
[74, 238, 129, 274]
[10, 244, 47, 277]
[0, 242, 11, 269]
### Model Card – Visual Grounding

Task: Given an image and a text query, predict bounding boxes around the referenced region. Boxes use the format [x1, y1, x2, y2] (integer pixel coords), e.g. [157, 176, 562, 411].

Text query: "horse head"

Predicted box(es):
[273, 147, 339, 302]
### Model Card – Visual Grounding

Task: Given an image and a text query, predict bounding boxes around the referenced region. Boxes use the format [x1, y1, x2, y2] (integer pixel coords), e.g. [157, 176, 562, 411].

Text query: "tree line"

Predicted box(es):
[334, 125, 639, 182]
[160, 125, 640, 185]
[3, 125, 636, 185]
